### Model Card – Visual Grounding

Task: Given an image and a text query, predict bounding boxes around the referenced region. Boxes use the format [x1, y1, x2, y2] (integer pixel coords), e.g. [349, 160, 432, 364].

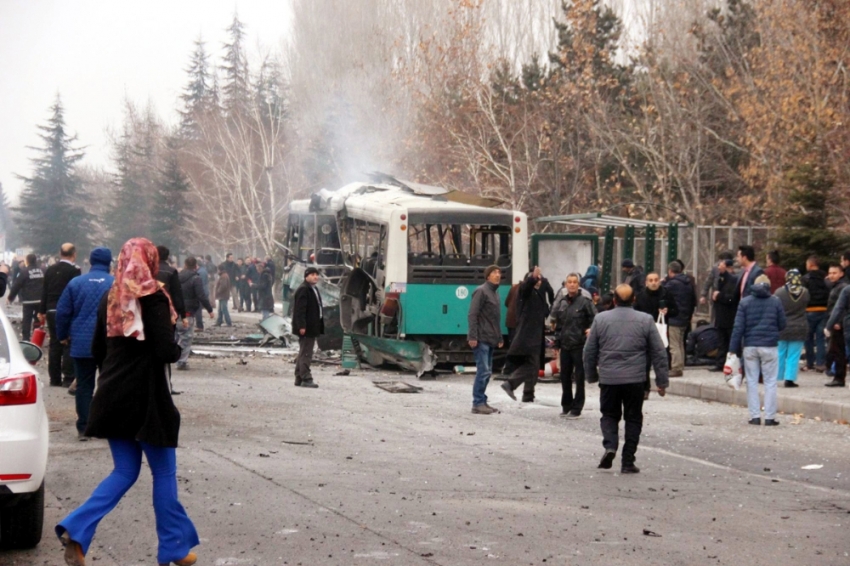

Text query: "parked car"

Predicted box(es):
[0, 306, 46, 549]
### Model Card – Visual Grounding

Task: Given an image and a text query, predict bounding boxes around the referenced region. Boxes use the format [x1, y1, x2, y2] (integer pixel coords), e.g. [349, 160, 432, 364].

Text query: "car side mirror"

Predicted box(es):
[19, 341, 43, 364]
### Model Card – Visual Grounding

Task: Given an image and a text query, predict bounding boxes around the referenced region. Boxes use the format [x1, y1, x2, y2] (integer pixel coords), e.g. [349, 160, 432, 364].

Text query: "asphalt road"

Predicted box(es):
[4, 357, 850, 565]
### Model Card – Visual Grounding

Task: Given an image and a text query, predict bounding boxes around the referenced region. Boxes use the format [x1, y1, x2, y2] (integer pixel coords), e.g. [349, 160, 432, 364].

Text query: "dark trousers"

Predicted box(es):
[714, 326, 732, 367]
[559, 347, 585, 413]
[506, 350, 540, 402]
[827, 328, 847, 383]
[73, 358, 97, 434]
[21, 303, 39, 341]
[295, 335, 316, 384]
[47, 311, 75, 385]
[240, 285, 252, 311]
[194, 307, 204, 330]
[502, 328, 518, 374]
[599, 382, 645, 465]
[251, 288, 260, 311]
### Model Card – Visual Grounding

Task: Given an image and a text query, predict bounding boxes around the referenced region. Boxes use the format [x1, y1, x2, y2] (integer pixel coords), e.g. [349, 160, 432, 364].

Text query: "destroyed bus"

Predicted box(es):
[280, 179, 529, 376]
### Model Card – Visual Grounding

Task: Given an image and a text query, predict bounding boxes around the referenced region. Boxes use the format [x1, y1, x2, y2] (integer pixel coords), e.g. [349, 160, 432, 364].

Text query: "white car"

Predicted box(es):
[0, 306, 47, 549]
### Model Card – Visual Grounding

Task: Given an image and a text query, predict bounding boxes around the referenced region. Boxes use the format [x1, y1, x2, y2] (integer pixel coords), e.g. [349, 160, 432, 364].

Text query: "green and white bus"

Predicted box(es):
[282, 180, 529, 375]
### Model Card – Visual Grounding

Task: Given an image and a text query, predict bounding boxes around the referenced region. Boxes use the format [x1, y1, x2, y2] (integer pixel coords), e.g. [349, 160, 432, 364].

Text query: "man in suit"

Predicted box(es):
[38, 243, 82, 387]
[736, 245, 765, 300]
[292, 267, 324, 388]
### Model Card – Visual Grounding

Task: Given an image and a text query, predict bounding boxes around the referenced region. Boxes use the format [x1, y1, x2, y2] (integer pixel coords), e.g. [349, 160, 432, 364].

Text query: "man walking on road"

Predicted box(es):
[6, 253, 44, 340]
[584, 284, 669, 474]
[292, 267, 323, 388]
[55, 247, 114, 440]
[550, 272, 595, 418]
[155, 245, 186, 329]
[468, 265, 503, 415]
[176, 256, 214, 371]
[39, 243, 81, 387]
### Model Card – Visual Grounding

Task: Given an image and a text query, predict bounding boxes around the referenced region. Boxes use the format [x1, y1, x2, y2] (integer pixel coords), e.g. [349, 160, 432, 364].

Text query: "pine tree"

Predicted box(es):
[221, 13, 250, 115]
[179, 36, 212, 138]
[0, 182, 19, 250]
[254, 56, 287, 124]
[15, 95, 93, 254]
[150, 137, 191, 255]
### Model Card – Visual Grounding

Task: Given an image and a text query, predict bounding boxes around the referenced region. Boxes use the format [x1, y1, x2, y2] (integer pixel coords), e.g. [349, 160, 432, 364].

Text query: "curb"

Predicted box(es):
[667, 380, 850, 422]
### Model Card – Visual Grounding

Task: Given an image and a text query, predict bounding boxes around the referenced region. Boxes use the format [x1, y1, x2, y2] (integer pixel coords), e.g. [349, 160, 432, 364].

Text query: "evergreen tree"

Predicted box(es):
[221, 13, 250, 114]
[150, 137, 192, 255]
[0, 182, 19, 250]
[15, 95, 93, 254]
[254, 56, 287, 124]
[179, 36, 212, 138]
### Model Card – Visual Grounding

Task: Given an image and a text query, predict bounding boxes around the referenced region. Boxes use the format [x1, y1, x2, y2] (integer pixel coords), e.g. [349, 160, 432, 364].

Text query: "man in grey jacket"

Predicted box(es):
[468, 265, 504, 414]
[585, 284, 669, 474]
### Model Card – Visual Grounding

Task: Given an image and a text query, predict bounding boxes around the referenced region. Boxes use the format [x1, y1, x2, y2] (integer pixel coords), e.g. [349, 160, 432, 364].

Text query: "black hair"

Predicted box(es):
[156, 245, 170, 262]
[767, 250, 780, 265]
[738, 245, 755, 261]
[184, 256, 198, 270]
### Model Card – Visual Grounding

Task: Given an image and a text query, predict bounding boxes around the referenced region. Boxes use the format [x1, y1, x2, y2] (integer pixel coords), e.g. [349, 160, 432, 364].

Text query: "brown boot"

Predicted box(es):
[61, 532, 85, 566]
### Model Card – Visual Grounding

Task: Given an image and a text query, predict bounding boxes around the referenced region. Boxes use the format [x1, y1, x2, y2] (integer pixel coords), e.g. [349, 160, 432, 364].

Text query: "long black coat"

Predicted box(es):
[507, 275, 550, 357]
[257, 268, 275, 310]
[86, 290, 183, 447]
[713, 271, 740, 330]
[293, 281, 324, 337]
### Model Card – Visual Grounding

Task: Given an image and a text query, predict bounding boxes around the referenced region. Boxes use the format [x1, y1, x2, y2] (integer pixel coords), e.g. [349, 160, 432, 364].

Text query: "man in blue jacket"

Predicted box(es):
[56, 247, 114, 440]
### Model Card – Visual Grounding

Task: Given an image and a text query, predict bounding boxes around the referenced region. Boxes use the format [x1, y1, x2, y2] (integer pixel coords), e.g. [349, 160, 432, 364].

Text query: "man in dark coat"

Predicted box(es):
[468, 265, 504, 414]
[635, 271, 678, 395]
[155, 245, 187, 329]
[256, 261, 276, 319]
[38, 243, 82, 386]
[501, 267, 550, 403]
[585, 284, 669, 474]
[824, 264, 847, 386]
[501, 282, 520, 376]
[621, 259, 645, 295]
[550, 272, 596, 418]
[7, 253, 44, 340]
[711, 258, 740, 370]
[223, 253, 240, 311]
[802, 255, 829, 371]
[664, 262, 695, 377]
[246, 259, 261, 312]
[176, 257, 214, 370]
[293, 267, 323, 388]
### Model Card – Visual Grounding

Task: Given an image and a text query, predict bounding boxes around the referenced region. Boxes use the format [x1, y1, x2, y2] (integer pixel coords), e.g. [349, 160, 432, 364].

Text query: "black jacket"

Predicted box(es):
[624, 266, 646, 295]
[802, 270, 829, 308]
[634, 286, 679, 322]
[507, 275, 550, 357]
[256, 267, 275, 310]
[40, 261, 81, 313]
[156, 261, 185, 318]
[86, 291, 183, 446]
[467, 281, 503, 347]
[179, 269, 213, 314]
[663, 274, 695, 327]
[8, 265, 44, 304]
[223, 260, 239, 285]
[713, 271, 740, 329]
[293, 281, 324, 337]
[551, 292, 596, 350]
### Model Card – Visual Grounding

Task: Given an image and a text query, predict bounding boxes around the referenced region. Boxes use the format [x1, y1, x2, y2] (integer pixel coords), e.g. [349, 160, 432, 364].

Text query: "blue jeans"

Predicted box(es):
[73, 358, 97, 434]
[777, 340, 804, 382]
[472, 343, 494, 407]
[743, 346, 778, 420]
[56, 440, 199, 564]
[216, 300, 232, 326]
[805, 311, 827, 367]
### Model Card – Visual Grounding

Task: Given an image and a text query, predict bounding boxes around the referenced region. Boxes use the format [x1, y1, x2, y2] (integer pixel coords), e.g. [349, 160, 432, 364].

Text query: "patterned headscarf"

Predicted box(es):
[106, 238, 177, 339]
[785, 268, 804, 299]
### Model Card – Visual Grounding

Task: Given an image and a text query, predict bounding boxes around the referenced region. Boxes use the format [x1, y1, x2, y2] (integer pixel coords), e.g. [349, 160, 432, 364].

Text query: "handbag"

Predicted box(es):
[723, 352, 743, 389]
[655, 313, 669, 348]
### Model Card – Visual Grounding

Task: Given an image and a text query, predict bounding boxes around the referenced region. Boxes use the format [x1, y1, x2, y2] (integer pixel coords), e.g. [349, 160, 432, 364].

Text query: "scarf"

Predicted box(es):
[785, 268, 804, 300]
[106, 238, 177, 339]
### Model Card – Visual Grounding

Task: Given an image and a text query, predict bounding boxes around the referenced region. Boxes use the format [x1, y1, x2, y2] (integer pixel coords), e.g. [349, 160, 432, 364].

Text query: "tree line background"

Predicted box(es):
[4, 0, 849, 270]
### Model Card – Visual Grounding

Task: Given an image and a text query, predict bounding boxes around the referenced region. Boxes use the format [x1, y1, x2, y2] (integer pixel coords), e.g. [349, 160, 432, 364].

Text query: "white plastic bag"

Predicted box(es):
[655, 313, 669, 348]
[723, 352, 742, 389]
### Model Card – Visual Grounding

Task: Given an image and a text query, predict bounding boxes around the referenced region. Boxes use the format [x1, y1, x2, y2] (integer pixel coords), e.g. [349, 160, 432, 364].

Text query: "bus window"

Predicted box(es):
[470, 227, 511, 267]
[299, 215, 316, 261]
[314, 216, 341, 265]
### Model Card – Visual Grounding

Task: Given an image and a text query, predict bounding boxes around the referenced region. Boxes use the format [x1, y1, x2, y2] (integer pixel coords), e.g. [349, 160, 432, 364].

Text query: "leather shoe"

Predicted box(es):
[784, 380, 799, 388]
[764, 419, 780, 426]
[598, 450, 616, 469]
[825, 380, 846, 387]
[501, 381, 516, 401]
[621, 463, 641, 474]
[748, 418, 761, 425]
[299, 381, 319, 388]
[159, 552, 197, 566]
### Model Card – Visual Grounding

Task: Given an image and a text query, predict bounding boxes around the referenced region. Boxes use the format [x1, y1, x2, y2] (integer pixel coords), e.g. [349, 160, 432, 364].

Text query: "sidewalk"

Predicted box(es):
[667, 367, 850, 422]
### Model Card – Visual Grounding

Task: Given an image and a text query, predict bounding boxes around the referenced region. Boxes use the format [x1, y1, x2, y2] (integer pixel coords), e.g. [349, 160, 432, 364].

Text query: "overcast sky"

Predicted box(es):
[0, 0, 292, 202]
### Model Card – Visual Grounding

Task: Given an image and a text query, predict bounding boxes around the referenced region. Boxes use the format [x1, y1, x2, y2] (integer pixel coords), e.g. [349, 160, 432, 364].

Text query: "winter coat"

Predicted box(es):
[802, 270, 829, 310]
[246, 263, 260, 286]
[826, 285, 850, 331]
[507, 275, 550, 357]
[712, 271, 740, 330]
[156, 261, 185, 318]
[467, 281, 503, 347]
[634, 286, 679, 323]
[764, 265, 787, 295]
[7, 264, 44, 304]
[686, 325, 724, 358]
[214, 272, 232, 301]
[550, 292, 596, 351]
[223, 260, 239, 285]
[256, 268, 275, 310]
[701, 265, 721, 300]
[623, 266, 646, 295]
[40, 260, 81, 313]
[0, 272, 6, 298]
[293, 281, 324, 337]
[729, 284, 787, 352]
[504, 284, 520, 329]
[738, 264, 765, 299]
[580, 265, 599, 294]
[179, 269, 213, 314]
[584, 305, 669, 387]
[663, 273, 695, 327]
[827, 280, 848, 315]
[55, 262, 115, 358]
[774, 286, 810, 342]
[198, 265, 210, 297]
[86, 290, 183, 447]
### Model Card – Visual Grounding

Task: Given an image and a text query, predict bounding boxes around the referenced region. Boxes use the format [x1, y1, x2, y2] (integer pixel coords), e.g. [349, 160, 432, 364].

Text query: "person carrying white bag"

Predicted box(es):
[723, 352, 743, 389]
[634, 272, 678, 400]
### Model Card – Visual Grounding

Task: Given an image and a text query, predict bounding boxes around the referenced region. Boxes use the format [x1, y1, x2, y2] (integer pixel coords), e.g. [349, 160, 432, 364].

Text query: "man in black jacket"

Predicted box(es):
[635, 272, 678, 395]
[468, 265, 504, 415]
[223, 253, 240, 311]
[664, 262, 695, 377]
[802, 255, 829, 371]
[501, 267, 550, 403]
[7, 253, 44, 340]
[292, 267, 323, 388]
[256, 261, 275, 319]
[711, 258, 740, 371]
[175, 257, 214, 371]
[551, 273, 596, 418]
[155, 245, 187, 329]
[39, 243, 81, 386]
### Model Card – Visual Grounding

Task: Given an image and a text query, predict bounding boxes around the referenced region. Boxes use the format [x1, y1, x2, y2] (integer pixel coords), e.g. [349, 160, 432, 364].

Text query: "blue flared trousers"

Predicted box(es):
[56, 439, 199, 564]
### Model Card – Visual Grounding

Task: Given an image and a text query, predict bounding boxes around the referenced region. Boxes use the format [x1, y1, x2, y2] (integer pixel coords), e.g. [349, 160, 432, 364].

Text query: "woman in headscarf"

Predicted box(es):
[774, 269, 810, 388]
[56, 238, 199, 566]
